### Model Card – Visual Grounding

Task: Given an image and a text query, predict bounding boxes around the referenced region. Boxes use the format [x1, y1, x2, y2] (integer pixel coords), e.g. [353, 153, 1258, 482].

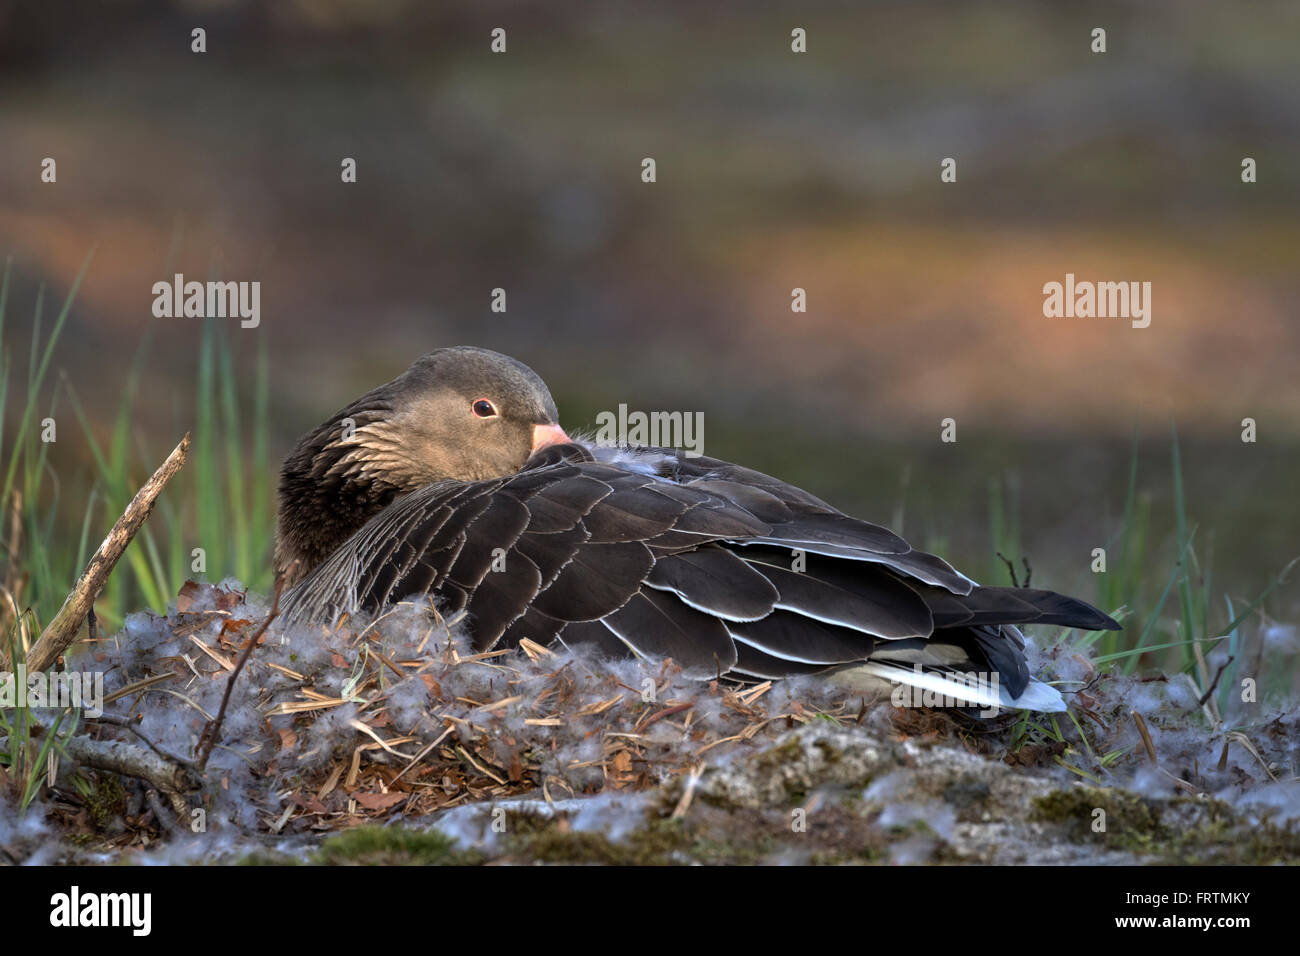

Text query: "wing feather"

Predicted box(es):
[281, 443, 1118, 713]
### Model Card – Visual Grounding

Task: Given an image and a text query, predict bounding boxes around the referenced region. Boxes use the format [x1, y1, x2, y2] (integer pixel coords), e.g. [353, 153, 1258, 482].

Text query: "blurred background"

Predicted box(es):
[1, 1, 1298, 670]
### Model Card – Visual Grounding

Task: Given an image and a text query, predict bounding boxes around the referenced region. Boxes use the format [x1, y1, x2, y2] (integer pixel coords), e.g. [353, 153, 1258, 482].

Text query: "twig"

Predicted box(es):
[1223, 731, 1278, 782]
[670, 762, 705, 819]
[145, 789, 184, 836]
[101, 672, 175, 706]
[195, 573, 286, 772]
[390, 725, 454, 784]
[26, 434, 190, 673]
[367, 642, 407, 682]
[637, 702, 693, 731]
[1196, 655, 1235, 708]
[1131, 710, 1157, 764]
[995, 552, 1032, 589]
[59, 734, 199, 813]
[996, 552, 1017, 587]
[88, 713, 198, 771]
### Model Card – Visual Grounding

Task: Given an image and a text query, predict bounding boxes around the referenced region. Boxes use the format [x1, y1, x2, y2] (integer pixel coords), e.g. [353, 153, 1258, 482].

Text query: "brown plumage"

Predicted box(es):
[275, 347, 558, 586]
[276, 346, 1119, 712]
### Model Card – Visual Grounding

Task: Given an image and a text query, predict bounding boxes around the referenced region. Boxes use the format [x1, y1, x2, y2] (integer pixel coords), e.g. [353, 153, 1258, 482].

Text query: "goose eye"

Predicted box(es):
[472, 399, 497, 418]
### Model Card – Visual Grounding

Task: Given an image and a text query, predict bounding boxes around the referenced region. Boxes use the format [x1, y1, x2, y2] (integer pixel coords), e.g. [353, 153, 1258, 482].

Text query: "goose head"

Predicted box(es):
[274, 346, 568, 585]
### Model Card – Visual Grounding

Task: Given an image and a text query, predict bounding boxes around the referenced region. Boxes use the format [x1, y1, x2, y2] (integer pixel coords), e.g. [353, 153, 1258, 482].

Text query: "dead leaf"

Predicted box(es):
[176, 580, 201, 612]
[351, 790, 407, 811]
[289, 792, 329, 814]
[219, 618, 253, 640]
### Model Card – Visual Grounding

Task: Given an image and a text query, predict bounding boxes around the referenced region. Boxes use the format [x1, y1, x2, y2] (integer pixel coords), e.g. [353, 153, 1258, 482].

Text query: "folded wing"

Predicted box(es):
[282, 443, 1120, 702]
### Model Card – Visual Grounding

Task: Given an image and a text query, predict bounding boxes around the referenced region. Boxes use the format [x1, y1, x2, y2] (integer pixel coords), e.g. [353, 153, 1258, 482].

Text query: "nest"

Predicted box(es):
[45, 581, 862, 849]
[18, 592, 1295, 862]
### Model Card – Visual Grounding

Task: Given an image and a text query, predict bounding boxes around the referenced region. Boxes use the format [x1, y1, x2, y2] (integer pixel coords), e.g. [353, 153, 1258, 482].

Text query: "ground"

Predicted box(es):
[1, 582, 1296, 865]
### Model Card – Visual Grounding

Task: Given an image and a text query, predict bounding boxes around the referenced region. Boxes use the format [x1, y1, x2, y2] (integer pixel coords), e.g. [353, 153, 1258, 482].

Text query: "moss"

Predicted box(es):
[773, 803, 892, 865]
[500, 807, 563, 836]
[807, 847, 884, 865]
[237, 850, 302, 865]
[507, 817, 691, 865]
[813, 737, 843, 764]
[511, 830, 640, 864]
[942, 779, 992, 815]
[755, 736, 807, 770]
[685, 830, 772, 865]
[84, 773, 128, 832]
[315, 825, 484, 865]
[1031, 786, 1165, 850]
[497, 810, 784, 865]
[307, 794, 1300, 866]
[1184, 825, 1300, 865]
[678, 807, 781, 864]
[1165, 800, 1300, 865]
[1032, 787, 1300, 864]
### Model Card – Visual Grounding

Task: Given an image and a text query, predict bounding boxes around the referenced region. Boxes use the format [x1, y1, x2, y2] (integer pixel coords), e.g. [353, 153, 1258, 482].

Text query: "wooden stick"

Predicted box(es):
[26, 433, 190, 674]
[1131, 709, 1157, 764]
[195, 573, 285, 772]
[56, 734, 198, 807]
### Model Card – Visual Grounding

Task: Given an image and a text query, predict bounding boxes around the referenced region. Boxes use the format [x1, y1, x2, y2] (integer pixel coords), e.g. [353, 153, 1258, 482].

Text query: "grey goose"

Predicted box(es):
[274, 346, 1119, 713]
